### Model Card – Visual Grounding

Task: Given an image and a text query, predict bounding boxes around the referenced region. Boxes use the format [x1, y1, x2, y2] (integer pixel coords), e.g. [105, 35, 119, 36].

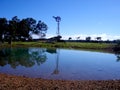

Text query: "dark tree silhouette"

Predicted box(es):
[96, 37, 102, 41]
[8, 16, 20, 44]
[0, 18, 8, 43]
[17, 18, 36, 40]
[18, 18, 48, 40]
[0, 16, 48, 43]
[68, 37, 72, 40]
[34, 20, 48, 38]
[76, 36, 80, 40]
[18, 19, 29, 40]
[86, 36, 91, 41]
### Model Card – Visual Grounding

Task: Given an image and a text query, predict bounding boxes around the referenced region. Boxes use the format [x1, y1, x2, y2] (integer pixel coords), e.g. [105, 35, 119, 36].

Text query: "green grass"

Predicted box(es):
[0, 41, 114, 52]
[66, 42, 113, 49]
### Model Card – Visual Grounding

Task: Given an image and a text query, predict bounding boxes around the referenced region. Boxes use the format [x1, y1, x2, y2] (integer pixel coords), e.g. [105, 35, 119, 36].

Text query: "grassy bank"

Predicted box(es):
[0, 41, 114, 51]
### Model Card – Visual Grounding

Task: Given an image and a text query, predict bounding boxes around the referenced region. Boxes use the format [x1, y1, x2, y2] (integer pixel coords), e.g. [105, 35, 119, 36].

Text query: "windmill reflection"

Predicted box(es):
[52, 49, 60, 75]
[46, 48, 60, 75]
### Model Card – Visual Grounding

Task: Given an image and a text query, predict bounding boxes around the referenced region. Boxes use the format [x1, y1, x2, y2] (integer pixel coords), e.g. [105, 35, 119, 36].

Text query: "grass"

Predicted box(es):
[0, 41, 114, 52]
[68, 42, 114, 49]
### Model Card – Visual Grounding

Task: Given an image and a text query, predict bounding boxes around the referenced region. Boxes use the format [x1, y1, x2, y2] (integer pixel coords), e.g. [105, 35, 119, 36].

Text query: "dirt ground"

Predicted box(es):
[0, 73, 120, 90]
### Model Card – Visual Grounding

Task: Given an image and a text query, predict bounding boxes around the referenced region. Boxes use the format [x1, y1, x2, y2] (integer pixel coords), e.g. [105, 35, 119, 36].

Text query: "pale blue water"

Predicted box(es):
[0, 47, 120, 80]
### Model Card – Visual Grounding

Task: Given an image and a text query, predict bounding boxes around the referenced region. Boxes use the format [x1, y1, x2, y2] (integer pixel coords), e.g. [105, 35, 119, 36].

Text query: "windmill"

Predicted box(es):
[53, 16, 61, 36]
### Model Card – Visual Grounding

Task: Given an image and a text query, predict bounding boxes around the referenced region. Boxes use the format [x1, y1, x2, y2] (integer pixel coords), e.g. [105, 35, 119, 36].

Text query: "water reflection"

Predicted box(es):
[0, 48, 60, 75]
[52, 49, 60, 74]
[114, 52, 120, 62]
[29, 48, 47, 65]
[46, 48, 57, 54]
[1, 48, 120, 80]
[46, 48, 60, 74]
[0, 48, 47, 68]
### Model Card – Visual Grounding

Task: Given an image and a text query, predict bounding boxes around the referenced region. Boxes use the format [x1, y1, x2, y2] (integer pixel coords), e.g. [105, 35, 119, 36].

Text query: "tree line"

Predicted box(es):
[68, 36, 102, 41]
[0, 16, 48, 44]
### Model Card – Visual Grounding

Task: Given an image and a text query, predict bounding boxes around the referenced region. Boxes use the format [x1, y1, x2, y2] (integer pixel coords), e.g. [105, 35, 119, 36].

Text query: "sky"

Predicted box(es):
[0, 0, 120, 40]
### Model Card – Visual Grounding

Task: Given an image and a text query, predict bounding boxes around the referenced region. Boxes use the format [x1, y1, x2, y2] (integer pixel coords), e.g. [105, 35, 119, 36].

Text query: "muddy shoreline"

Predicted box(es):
[0, 73, 120, 90]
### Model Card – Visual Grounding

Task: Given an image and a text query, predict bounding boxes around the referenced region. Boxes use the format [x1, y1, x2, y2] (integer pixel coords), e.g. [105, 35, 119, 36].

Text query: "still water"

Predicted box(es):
[0, 47, 120, 80]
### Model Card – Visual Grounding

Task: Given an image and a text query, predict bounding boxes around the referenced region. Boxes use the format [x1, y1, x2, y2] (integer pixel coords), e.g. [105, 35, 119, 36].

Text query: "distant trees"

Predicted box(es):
[68, 37, 72, 40]
[96, 37, 102, 41]
[49, 35, 62, 42]
[76, 36, 80, 40]
[0, 16, 48, 44]
[86, 36, 91, 41]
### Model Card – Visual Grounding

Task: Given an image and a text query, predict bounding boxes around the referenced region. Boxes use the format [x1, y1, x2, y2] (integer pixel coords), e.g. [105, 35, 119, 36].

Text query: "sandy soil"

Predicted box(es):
[0, 73, 120, 90]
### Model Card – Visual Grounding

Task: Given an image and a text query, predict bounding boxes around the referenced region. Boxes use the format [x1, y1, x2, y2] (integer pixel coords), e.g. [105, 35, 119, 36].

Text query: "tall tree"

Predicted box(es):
[20, 18, 36, 39]
[68, 37, 72, 40]
[18, 19, 32, 40]
[76, 36, 80, 40]
[96, 37, 102, 41]
[0, 18, 8, 43]
[8, 16, 20, 44]
[23, 18, 36, 31]
[0, 16, 48, 43]
[86, 36, 91, 41]
[34, 20, 48, 38]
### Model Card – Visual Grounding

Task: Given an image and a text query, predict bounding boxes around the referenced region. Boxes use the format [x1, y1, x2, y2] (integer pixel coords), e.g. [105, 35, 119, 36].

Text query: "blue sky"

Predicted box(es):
[0, 0, 120, 40]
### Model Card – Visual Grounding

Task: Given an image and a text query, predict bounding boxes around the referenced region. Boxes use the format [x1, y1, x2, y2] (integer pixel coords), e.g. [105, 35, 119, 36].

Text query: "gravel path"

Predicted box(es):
[0, 73, 120, 90]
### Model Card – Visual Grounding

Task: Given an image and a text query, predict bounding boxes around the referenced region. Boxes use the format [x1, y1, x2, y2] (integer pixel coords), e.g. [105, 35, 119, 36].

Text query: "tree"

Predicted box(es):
[19, 18, 36, 40]
[0, 18, 7, 43]
[68, 37, 72, 40]
[86, 36, 91, 41]
[96, 37, 102, 41]
[34, 20, 48, 38]
[19, 18, 48, 39]
[76, 36, 80, 40]
[23, 18, 36, 30]
[7, 17, 36, 43]
[18, 19, 32, 40]
[0, 16, 48, 43]
[8, 16, 20, 44]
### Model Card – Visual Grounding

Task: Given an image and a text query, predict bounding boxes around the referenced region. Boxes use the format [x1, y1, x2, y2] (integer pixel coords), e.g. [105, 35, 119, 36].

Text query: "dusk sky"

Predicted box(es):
[0, 0, 120, 40]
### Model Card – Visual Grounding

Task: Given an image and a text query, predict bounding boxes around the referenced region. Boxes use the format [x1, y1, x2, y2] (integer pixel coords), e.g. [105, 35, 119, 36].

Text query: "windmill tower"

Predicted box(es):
[53, 16, 61, 36]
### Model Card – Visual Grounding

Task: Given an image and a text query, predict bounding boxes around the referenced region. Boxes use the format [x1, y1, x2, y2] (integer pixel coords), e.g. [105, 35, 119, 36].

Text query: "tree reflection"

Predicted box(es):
[113, 48, 120, 62]
[29, 48, 47, 65]
[46, 48, 57, 54]
[113, 43, 120, 62]
[115, 52, 120, 62]
[0, 48, 47, 68]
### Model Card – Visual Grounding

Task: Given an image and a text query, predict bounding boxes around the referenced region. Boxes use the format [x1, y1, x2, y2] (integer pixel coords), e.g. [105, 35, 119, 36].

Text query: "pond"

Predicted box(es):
[0, 47, 120, 80]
